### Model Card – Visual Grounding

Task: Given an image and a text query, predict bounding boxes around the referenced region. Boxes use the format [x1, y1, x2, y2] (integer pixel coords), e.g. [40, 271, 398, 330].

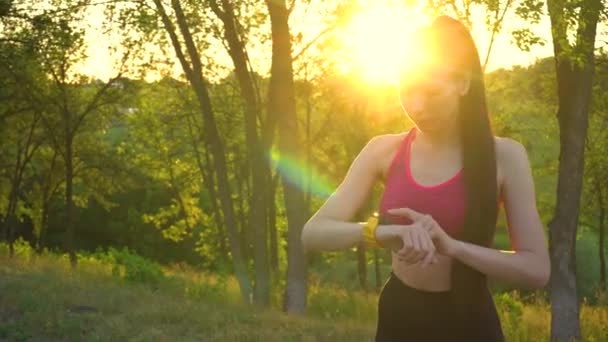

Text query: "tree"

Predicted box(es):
[109, 0, 254, 302]
[544, 0, 603, 339]
[208, 0, 274, 306]
[266, 0, 310, 314]
[0, 27, 45, 255]
[30, 6, 125, 265]
[581, 54, 608, 293]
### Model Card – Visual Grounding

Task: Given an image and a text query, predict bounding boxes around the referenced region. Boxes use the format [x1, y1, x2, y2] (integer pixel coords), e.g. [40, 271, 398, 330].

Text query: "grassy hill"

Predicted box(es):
[1, 243, 606, 341]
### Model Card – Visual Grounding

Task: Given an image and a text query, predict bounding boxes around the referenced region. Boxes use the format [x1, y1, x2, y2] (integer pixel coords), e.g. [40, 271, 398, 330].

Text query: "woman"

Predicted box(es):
[301, 15, 550, 341]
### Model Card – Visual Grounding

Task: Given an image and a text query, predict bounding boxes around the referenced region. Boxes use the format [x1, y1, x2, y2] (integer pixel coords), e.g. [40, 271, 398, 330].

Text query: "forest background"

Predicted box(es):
[1, 0, 607, 340]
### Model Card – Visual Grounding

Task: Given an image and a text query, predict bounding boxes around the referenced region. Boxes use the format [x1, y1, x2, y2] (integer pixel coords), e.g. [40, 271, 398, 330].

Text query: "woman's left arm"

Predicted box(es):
[451, 139, 550, 289]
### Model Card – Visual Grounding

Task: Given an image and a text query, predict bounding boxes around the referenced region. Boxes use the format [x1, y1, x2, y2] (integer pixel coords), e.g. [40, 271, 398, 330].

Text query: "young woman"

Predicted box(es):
[301, 15, 550, 341]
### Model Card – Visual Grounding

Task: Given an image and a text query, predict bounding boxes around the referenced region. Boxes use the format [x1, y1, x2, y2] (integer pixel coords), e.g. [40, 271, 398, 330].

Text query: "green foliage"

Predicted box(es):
[89, 247, 165, 287]
[511, 28, 547, 52]
[486, 58, 559, 224]
[495, 291, 524, 323]
[576, 232, 608, 303]
[0, 238, 34, 260]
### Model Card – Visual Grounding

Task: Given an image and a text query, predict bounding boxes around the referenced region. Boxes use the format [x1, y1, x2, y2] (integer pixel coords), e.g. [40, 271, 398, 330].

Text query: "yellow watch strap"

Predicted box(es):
[362, 212, 381, 248]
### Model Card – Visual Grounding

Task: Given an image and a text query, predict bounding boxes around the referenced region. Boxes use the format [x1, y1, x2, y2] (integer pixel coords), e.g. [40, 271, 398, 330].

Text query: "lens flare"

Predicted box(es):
[269, 149, 334, 198]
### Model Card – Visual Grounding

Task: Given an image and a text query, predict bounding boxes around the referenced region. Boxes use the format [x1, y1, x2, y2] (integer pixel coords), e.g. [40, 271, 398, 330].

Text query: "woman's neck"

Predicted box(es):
[415, 125, 461, 150]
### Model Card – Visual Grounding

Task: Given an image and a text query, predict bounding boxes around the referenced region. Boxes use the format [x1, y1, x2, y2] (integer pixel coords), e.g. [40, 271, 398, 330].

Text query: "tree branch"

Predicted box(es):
[292, 24, 336, 62]
[152, 0, 195, 81]
[71, 71, 124, 136]
[483, 0, 514, 72]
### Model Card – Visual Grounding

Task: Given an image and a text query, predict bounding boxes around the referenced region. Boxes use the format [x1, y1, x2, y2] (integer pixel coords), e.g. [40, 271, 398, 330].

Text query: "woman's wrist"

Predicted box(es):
[448, 239, 466, 258]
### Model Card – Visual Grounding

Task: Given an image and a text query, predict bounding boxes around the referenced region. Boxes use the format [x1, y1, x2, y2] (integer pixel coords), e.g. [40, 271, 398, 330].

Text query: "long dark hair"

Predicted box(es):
[429, 16, 499, 313]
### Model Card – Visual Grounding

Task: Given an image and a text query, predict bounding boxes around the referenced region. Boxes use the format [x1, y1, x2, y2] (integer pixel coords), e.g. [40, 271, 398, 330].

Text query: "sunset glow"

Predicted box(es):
[339, 2, 432, 84]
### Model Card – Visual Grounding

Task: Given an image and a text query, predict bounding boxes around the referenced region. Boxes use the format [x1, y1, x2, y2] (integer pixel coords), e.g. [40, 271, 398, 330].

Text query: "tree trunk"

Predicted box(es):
[374, 248, 382, 292]
[37, 200, 49, 254]
[267, 0, 308, 314]
[233, 150, 251, 263]
[6, 216, 16, 257]
[5, 141, 32, 256]
[5, 185, 18, 257]
[352, 134, 371, 293]
[357, 245, 368, 291]
[37, 149, 57, 254]
[546, 0, 600, 339]
[155, 0, 252, 302]
[208, 0, 272, 306]
[65, 135, 77, 267]
[597, 180, 606, 290]
[547, 67, 589, 342]
[167, 157, 192, 232]
[4, 144, 21, 255]
[304, 64, 313, 210]
[5, 112, 41, 256]
[187, 114, 228, 260]
[269, 172, 279, 273]
[193, 75, 252, 305]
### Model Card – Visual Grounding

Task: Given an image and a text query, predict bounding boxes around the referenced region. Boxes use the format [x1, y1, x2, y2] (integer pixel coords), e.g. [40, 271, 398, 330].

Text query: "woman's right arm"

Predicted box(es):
[301, 136, 385, 251]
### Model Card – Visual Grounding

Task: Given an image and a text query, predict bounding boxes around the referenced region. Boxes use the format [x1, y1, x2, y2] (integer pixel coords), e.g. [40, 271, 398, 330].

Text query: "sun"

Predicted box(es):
[339, 2, 432, 84]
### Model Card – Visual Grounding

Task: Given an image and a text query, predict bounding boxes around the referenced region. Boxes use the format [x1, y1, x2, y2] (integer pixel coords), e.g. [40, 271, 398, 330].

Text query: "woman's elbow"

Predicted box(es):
[301, 221, 315, 252]
[529, 270, 550, 289]
[529, 258, 551, 289]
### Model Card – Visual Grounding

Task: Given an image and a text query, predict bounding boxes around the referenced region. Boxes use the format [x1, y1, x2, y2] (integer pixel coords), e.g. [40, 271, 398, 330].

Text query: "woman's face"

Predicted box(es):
[398, 67, 468, 132]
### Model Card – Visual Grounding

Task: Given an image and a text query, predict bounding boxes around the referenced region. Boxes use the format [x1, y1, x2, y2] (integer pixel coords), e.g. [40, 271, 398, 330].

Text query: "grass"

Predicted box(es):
[0, 243, 607, 341]
[0, 248, 373, 341]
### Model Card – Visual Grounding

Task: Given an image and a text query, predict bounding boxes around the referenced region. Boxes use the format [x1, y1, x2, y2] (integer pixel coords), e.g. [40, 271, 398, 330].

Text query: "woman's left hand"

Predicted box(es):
[387, 208, 463, 257]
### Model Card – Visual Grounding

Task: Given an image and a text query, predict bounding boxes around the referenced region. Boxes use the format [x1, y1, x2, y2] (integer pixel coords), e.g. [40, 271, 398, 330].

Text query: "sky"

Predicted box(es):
[76, 1, 555, 83]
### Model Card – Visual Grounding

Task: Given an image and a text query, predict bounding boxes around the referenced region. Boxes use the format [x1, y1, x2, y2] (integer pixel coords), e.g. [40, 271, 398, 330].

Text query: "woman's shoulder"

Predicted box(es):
[356, 133, 409, 177]
[494, 136, 529, 161]
[494, 136, 531, 185]
[368, 132, 409, 148]
[362, 132, 409, 159]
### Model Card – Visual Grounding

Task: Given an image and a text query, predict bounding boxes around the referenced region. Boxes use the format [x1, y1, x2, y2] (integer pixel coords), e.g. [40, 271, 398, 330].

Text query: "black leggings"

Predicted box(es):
[375, 272, 504, 342]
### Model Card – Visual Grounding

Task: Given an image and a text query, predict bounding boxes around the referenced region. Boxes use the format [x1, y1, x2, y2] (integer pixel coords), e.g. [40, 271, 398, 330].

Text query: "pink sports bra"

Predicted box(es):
[378, 128, 466, 238]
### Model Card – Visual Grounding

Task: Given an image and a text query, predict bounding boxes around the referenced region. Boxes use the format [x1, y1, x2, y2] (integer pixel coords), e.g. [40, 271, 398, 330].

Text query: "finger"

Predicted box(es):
[401, 231, 420, 263]
[415, 231, 430, 263]
[397, 230, 413, 258]
[421, 219, 439, 238]
[416, 232, 429, 265]
[419, 233, 435, 267]
[387, 207, 424, 221]
[399, 229, 412, 258]
[405, 230, 424, 263]
[420, 214, 434, 230]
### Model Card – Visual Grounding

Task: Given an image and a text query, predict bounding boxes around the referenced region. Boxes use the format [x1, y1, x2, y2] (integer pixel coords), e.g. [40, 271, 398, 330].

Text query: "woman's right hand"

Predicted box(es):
[375, 224, 438, 267]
